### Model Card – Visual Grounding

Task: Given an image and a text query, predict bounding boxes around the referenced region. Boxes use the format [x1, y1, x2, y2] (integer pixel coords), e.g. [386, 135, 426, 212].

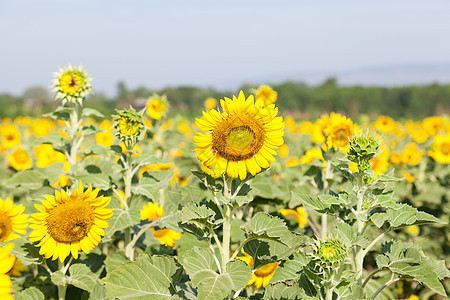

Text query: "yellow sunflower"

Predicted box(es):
[33, 144, 67, 168]
[284, 116, 297, 133]
[0, 197, 29, 243]
[193, 91, 285, 180]
[300, 148, 325, 166]
[312, 115, 330, 144]
[52, 64, 93, 105]
[298, 121, 313, 135]
[29, 183, 113, 262]
[0, 243, 15, 300]
[146, 95, 168, 120]
[150, 228, 181, 247]
[280, 207, 308, 228]
[0, 125, 21, 149]
[401, 143, 422, 165]
[325, 113, 359, 150]
[422, 116, 444, 136]
[237, 251, 278, 288]
[428, 133, 450, 164]
[255, 85, 278, 106]
[8, 147, 32, 171]
[286, 157, 300, 167]
[373, 116, 396, 133]
[278, 144, 289, 158]
[204, 97, 218, 110]
[96, 130, 113, 147]
[140, 202, 163, 221]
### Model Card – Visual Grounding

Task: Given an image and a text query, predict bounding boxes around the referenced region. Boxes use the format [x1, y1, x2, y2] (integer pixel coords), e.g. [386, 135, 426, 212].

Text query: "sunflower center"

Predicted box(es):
[60, 74, 81, 94]
[119, 118, 140, 136]
[335, 128, 348, 142]
[0, 212, 12, 242]
[212, 115, 265, 161]
[441, 142, 450, 155]
[46, 199, 95, 243]
[6, 134, 14, 141]
[254, 262, 278, 277]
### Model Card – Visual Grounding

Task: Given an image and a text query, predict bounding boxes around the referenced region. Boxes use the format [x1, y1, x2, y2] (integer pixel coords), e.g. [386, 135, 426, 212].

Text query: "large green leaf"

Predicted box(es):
[132, 169, 174, 200]
[102, 255, 183, 299]
[76, 173, 112, 190]
[104, 251, 129, 274]
[14, 287, 45, 300]
[106, 207, 141, 236]
[51, 264, 98, 292]
[263, 281, 311, 300]
[182, 247, 251, 300]
[269, 252, 310, 283]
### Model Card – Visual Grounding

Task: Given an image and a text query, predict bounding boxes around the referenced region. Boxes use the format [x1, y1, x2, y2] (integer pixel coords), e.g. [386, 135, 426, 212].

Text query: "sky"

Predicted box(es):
[1, 0, 450, 97]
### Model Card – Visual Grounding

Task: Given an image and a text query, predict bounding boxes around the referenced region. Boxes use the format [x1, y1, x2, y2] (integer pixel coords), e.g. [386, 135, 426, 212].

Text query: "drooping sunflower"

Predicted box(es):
[193, 91, 285, 180]
[141, 202, 181, 247]
[29, 183, 113, 262]
[0, 243, 15, 300]
[0, 197, 29, 243]
[52, 64, 93, 105]
[237, 251, 279, 289]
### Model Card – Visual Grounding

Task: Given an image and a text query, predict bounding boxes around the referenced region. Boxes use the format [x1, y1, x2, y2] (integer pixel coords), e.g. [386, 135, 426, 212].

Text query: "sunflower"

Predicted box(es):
[237, 251, 278, 289]
[0, 243, 15, 300]
[140, 202, 163, 221]
[284, 116, 297, 133]
[312, 115, 330, 144]
[114, 108, 145, 144]
[0, 197, 29, 242]
[373, 116, 396, 133]
[52, 64, 93, 105]
[401, 143, 422, 165]
[428, 133, 450, 164]
[300, 148, 325, 166]
[29, 183, 113, 262]
[33, 144, 67, 168]
[204, 97, 218, 110]
[422, 116, 444, 136]
[193, 91, 284, 180]
[325, 113, 359, 150]
[146, 95, 168, 120]
[0, 125, 21, 149]
[286, 157, 300, 167]
[280, 206, 308, 228]
[8, 147, 32, 171]
[255, 85, 278, 106]
[150, 228, 181, 247]
[278, 144, 289, 158]
[298, 121, 313, 135]
[96, 129, 113, 147]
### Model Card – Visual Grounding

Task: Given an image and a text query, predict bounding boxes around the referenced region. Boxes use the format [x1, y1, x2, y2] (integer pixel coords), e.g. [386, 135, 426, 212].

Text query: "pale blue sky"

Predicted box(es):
[1, 0, 449, 96]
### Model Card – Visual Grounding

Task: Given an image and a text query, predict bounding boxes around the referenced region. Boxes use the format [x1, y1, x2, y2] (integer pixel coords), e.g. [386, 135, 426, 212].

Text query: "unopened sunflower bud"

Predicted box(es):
[113, 107, 145, 145]
[347, 131, 381, 172]
[52, 64, 93, 105]
[312, 238, 347, 269]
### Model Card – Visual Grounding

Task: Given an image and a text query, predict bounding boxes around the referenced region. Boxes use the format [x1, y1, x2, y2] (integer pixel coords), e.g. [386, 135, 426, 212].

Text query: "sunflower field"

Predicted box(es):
[0, 66, 449, 300]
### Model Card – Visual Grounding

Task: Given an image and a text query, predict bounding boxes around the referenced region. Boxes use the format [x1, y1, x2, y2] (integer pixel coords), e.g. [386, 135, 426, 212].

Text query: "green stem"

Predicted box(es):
[355, 173, 367, 285]
[222, 204, 232, 273]
[68, 103, 82, 166]
[362, 268, 386, 288]
[57, 260, 68, 300]
[126, 220, 157, 260]
[321, 160, 332, 237]
[124, 144, 133, 246]
[372, 274, 399, 299]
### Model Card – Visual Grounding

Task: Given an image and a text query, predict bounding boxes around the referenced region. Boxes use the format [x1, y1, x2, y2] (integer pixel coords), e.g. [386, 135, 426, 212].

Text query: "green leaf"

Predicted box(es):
[102, 255, 183, 299]
[269, 252, 311, 283]
[375, 173, 403, 183]
[14, 287, 45, 300]
[182, 247, 251, 300]
[414, 211, 446, 225]
[263, 281, 310, 299]
[76, 174, 112, 190]
[290, 192, 330, 213]
[244, 212, 292, 244]
[132, 169, 174, 200]
[106, 207, 141, 237]
[386, 204, 417, 228]
[83, 144, 108, 156]
[82, 107, 105, 118]
[104, 251, 129, 274]
[3, 238, 40, 266]
[370, 213, 388, 228]
[80, 124, 102, 136]
[179, 202, 215, 225]
[51, 264, 98, 292]
[135, 153, 164, 167]
[6, 169, 45, 190]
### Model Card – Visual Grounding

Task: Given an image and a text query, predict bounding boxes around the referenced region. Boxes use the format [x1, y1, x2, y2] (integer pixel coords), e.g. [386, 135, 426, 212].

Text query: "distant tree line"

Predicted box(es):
[1, 78, 449, 119]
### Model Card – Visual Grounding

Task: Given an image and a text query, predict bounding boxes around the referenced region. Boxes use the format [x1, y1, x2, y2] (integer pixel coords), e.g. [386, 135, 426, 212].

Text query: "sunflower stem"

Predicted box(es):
[222, 204, 232, 273]
[68, 102, 82, 167]
[57, 260, 68, 300]
[124, 143, 134, 246]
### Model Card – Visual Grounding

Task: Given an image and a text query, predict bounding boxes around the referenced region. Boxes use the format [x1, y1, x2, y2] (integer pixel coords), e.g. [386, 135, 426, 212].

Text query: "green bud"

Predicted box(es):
[113, 107, 146, 145]
[312, 238, 348, 269]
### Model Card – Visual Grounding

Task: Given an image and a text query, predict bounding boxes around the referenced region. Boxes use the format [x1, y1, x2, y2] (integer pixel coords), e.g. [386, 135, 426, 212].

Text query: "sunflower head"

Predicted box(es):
[29, 183, 113, 262]
[255, 85, 278, 106]
[312, 238, 347, 269]
[146, 94, 169, 120]
[0, 198, 28, 243]
[113, 107, 145, 145]
[428, 133, 450, 164]
[52, 64, 93, 105]
[193, 91, 284, 180]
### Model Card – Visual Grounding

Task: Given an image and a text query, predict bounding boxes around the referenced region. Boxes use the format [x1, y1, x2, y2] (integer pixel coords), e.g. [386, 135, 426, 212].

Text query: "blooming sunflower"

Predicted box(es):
[300, 148, 325, 166]
[0, 243, 15, 300]
[325, 113, 359, 150]
[193, 91, 285, 180]
[278, 144, 289, 158]
[373, 116, 396, 133]
[428, 133, 450, 164]
[146, 95, 168, 120]
[0, 197, 29, 242]
[29, 183, 113, 262]
[140, 202, 163, 221]
[52, 64, 93, 105]
[422, 116, 444, 137]
[312, 115, 330, 144]
[204, 97, 218, 110]
[0, 125, 21, 149]
[255, 85, 278, 106]
[401, 143, 422, 165]
[8, 147, 32, 171]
